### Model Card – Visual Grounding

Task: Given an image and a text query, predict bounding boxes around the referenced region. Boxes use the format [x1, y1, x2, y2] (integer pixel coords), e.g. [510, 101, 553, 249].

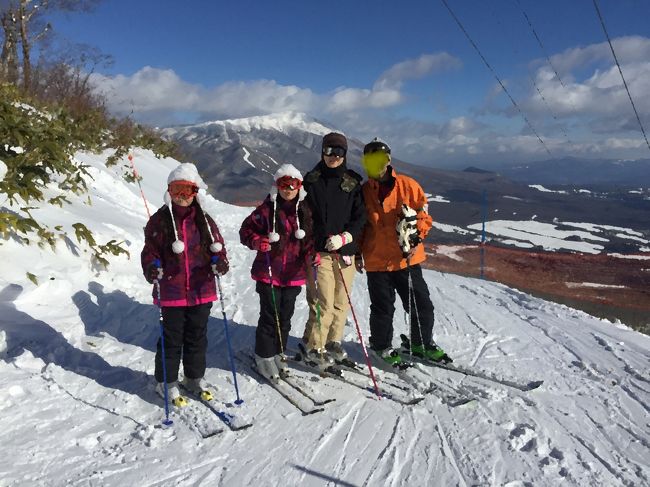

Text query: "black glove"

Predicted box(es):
[145, 263, 162, 283]
[213, 256, 229, 276]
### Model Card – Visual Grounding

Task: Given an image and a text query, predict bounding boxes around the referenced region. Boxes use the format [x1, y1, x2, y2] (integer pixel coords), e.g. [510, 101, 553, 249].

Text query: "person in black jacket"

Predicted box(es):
[301, 132, 367, 368]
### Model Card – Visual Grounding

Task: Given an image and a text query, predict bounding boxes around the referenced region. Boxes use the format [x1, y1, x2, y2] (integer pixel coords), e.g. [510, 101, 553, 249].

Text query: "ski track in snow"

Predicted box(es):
[1, 150, 649, 486]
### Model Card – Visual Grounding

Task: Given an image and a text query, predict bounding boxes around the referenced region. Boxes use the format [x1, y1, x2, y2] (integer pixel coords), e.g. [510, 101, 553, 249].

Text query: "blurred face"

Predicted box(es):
[322, 146, 346, 168]
[276, 176, 301, 201]
[168, 180, 198, 207]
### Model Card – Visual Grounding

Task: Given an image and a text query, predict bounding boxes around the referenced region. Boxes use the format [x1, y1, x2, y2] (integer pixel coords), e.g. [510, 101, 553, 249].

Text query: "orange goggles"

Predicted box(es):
[168, 180, 198, 198]
[276, 176, 302, 191]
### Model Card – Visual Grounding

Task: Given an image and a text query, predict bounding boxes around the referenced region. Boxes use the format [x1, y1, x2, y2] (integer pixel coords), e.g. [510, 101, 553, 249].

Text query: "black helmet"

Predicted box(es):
[363, 137, 391, 155]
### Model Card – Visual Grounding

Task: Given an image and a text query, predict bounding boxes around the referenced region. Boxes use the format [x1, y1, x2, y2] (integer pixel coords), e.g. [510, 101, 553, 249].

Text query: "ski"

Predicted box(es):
[289, 347, 426, 406]
[237, 352, 325, 416]
[400, 334, 543, 392]
[179, 382, 254, 431]
[155, 391, 224, 439]
[364, 353, 476, 407]
[280, 372, 337, 406]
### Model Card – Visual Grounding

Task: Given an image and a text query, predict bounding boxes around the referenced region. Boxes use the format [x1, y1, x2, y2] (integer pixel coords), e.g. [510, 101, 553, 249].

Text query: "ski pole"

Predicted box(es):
[128, 153, 151, 218]
[153, 259, 173, 426]
[264, 251, 285, 356]
[406, 255, 425, 359]
[312, 261, 322, 333]
[211, 256, 244, 404]
[333, 253, 381, 399]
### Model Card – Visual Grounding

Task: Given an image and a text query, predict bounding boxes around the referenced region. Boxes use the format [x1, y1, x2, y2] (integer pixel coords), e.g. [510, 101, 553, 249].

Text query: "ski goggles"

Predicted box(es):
[168, 180, 199, 198]
[276, 176, 302, 191]
[322, 146, 346, 158]
[363, 140, 391, 155]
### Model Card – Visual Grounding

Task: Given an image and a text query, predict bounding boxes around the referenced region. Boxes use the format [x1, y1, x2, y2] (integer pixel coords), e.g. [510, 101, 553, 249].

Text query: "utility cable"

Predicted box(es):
[592, 0, 650, 153]
[440, 0, 551, 155]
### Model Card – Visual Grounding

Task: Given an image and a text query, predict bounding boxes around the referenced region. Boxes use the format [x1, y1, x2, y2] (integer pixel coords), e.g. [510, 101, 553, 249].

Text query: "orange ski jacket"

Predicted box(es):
[360, 168, 433, 272]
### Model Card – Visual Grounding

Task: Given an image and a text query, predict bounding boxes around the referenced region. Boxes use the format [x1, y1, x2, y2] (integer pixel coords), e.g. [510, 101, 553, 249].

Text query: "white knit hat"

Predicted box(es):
[163, 163, 223, 254]
[268, 164, 307, 242]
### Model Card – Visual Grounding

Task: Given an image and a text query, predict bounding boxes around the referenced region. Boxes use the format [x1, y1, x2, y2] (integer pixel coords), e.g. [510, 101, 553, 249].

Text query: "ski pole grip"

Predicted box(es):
[211, 255, 219, 274]
[153, 259, 163, 281]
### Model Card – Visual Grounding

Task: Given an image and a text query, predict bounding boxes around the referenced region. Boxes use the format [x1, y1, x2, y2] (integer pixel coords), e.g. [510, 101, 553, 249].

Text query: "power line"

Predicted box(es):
[440, 0, 551, 155]
[592, 0, 650, 153]
[514, 0, 577, 141]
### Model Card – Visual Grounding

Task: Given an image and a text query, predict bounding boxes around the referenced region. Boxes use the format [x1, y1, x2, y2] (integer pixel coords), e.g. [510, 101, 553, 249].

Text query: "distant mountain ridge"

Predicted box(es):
[496, 157, 650, 187]
[161, 113, 650, 252]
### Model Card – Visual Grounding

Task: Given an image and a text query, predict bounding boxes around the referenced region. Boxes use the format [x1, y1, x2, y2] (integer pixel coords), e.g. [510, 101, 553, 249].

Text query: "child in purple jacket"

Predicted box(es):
[141, 163, 228, 406]
[239, 164, 316, 382]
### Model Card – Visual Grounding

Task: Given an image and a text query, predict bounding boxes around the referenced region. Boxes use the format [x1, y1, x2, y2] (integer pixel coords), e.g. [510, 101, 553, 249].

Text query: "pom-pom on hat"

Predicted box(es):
[268, 163, 307, 241]
[164, 163, 223, 254]
[322, 132, 347, 152]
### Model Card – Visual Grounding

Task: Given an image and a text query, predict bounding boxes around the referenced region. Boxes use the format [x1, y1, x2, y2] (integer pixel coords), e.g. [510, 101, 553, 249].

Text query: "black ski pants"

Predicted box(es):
[367, 264, 434, 351]
[255, 281, 301, 358]
[155, 302, 212, 383]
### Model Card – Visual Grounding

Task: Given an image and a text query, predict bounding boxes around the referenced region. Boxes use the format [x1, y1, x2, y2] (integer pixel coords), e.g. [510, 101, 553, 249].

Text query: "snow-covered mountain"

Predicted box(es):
[162, 113, 650, 254]
[161, 112, 367, 203]
[1, 149, 649, 486]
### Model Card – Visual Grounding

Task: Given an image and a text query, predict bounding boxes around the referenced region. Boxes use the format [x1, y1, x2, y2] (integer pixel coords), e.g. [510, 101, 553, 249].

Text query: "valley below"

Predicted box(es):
[424, 243, 650, 335]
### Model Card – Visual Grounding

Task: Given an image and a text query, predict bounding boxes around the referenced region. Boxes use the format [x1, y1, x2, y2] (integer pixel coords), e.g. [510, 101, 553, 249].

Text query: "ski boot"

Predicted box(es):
[156, 381, 188, 407]
[274, 354, 290, 378]
[182, 376, 214, 401]
[255, 354, 281, 384]
[401, 334, 452, 363]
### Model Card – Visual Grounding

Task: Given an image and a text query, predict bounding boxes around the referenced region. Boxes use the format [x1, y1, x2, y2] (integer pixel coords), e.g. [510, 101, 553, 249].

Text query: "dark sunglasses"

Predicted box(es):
[323, 146, 346, 157]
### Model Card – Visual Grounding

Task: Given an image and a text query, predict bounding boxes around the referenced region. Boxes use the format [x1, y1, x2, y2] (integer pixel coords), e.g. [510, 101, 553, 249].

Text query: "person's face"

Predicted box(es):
[276, 177, 301, 201]
[322, 146, 346, 168]
[168, 181, 198, 207]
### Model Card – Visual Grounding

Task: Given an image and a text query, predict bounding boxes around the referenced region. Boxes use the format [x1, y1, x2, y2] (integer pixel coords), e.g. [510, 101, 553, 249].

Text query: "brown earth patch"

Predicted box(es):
[423, 244, 650, 334]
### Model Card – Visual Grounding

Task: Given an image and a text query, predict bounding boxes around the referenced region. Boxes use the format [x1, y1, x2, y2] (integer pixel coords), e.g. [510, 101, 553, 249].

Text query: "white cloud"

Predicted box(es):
[91, 52, 461, 121]
[526, 36, 650, 117]
[374, 53, 461, 90]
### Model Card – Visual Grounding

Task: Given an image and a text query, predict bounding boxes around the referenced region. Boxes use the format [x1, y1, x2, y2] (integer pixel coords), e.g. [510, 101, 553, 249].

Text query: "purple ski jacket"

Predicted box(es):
[141, 202, 227, 307]
[239, 195, 314, 287]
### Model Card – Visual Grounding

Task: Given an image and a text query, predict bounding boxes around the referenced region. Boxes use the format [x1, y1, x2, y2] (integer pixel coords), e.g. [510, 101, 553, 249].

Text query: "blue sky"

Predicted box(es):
[48, 0, 650, 168]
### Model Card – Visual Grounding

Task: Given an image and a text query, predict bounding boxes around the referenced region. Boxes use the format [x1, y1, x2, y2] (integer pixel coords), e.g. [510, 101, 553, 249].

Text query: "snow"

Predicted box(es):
[241, 146, 255, 168]
[565, 282, 627, 289]
[608, 253, 650, 260]
[193, 112, 332, 137]
[432, 222, 473, 235]
[467, 220, 611, 253]
[1, 150, 649, 486]
[431, 245, 477, 261]
[528, 185, 568, 194]
[426, 193, 450, 203]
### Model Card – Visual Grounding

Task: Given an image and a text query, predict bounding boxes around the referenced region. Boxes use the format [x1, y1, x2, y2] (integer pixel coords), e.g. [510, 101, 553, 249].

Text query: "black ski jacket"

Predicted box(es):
[303, 160, 366, 256]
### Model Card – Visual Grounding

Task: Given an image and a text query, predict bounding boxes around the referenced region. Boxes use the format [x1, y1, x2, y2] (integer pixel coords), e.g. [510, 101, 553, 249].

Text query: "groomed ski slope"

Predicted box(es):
[0, 150, 648, 486]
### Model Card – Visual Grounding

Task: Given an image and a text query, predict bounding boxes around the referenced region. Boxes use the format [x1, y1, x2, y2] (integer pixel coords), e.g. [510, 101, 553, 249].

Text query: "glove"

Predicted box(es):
[212, 256, 229, 276]
[325, 231, 352, 252]
[252, 235, 271, 252]
[396, 205, 421, 256]
[145, 263, 163, 284]
[354, 255, 364, 274]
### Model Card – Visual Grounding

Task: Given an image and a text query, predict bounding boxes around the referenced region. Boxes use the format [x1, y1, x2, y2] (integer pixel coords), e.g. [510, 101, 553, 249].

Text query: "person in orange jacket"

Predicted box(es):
[357, 138, 451, 366]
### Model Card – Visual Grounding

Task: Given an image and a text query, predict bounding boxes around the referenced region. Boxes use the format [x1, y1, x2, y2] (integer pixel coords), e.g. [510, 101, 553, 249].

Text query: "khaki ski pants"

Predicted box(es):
[303, 253, 357, 351]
